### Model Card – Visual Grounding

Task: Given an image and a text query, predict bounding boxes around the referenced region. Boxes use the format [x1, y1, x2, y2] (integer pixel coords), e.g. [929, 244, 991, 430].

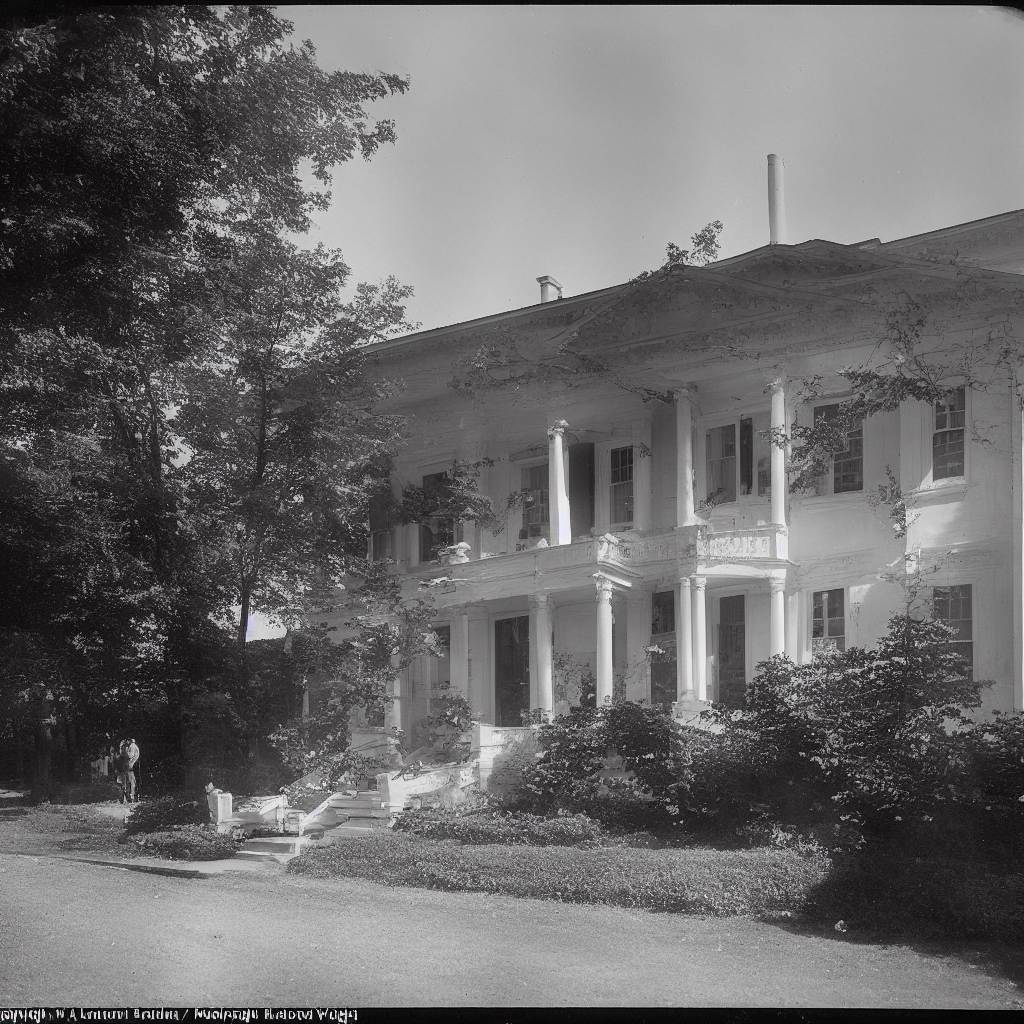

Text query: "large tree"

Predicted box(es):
[0, 5, 414, 793]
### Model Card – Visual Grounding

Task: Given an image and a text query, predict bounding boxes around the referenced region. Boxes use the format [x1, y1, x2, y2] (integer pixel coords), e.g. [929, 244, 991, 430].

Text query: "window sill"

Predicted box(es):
[796, 491, 866, 514]
[907, 479, 968, 506]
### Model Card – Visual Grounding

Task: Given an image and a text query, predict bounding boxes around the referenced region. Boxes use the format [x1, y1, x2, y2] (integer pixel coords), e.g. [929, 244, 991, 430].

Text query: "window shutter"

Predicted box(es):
[568, 442, 595, 537]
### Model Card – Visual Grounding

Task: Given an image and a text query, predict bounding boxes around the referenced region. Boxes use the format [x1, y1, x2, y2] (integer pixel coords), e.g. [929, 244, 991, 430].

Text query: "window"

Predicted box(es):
[609, 446, 634, 525]
[651, 591, 675, 635]
[933, 388, 965, 480]
[812, 589, 846, 652]
[420, 471, 456, 560]
[429, 625, 452, 698]
[705, 414, 772, 505]
[520, 463, 549, 539]
[933, 584, 973, 676]
[706, 424, 737, 504]
[813, 404, 863, 495]
[368, 493, 394, 561]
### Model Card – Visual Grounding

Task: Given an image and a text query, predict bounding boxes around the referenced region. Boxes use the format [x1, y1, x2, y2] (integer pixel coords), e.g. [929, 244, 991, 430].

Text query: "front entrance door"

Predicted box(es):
[717, 595, 746, 706]
[494, 616, 530, 726]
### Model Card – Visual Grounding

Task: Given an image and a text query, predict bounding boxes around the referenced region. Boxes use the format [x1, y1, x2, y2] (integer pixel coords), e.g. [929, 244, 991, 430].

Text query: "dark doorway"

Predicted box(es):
[717, 595, 746, 706]
[494, 616, 530, 726]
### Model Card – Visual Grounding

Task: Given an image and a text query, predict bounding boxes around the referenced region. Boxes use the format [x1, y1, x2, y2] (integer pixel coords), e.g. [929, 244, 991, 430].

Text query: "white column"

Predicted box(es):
[405, 523, 421, 569]
[547, 420, 572, 545]
[626, 591, 650, 704]
[451, 613, 470, 699]
[530, 594, 554, 718]
[770, 578, 786, 656]
[676, 576, 694, 700]
[692, 577, 708, 701]
[595, 576, 615, 707]
[633, 435, 652, 533]
[675, 389, 696, 526]
[771, 381, 787, 529]
[465, 605, 490, 723]
[785, 590, 798, 662]
[386, 655, 403, 736]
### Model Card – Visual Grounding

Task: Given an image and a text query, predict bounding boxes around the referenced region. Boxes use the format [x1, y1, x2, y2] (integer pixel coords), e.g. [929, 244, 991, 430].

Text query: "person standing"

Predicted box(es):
[114, 741, 130, 804]
[126, 738, 140, 802]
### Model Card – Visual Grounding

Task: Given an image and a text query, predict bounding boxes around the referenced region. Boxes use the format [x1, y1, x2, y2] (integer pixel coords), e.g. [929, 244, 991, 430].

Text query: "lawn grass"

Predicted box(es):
[288, 831, 831, 916]
[288, 830, 1024, 941]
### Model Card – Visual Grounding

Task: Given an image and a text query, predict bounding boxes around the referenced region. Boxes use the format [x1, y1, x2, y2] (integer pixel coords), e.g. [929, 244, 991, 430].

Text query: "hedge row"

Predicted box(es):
[288, 832, 830, 916]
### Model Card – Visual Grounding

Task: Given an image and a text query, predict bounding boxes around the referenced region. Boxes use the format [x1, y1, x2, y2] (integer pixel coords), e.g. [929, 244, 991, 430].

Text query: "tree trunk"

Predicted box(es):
[12, 719, 23, 782]
[31, 714, 53, 805]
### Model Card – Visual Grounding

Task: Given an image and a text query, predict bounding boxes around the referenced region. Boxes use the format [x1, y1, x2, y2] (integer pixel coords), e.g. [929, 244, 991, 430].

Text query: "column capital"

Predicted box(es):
[691, 575, 707, 592]
[673, 385, 698, 402]
[768, 376, 786, 395]
[547, 419, 569, 439]
[529, 592, 551, 610]
[769, 577, 787, 595]
[678, 574, 692, 590]
[593, 574, 615, 601]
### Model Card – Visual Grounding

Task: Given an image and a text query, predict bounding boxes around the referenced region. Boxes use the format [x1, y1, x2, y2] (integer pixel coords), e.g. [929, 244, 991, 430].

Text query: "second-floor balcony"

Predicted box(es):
[403, 521, 789, 605]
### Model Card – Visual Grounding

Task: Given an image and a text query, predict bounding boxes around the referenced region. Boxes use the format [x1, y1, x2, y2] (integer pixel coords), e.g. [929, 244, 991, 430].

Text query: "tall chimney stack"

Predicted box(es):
[767, 154, 786, 245]
[537, 275, 563, 303]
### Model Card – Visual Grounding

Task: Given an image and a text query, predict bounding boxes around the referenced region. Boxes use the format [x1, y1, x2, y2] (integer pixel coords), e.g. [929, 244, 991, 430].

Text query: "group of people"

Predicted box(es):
[111, 738, 140, 804]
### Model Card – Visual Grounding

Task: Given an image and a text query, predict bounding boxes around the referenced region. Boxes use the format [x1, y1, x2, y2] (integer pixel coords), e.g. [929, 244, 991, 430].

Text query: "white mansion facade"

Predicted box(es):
[359, 209, 1024, 741]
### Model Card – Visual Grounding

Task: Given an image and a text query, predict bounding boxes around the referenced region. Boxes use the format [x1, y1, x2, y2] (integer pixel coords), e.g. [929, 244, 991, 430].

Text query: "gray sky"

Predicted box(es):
[251, 5, 1023, 639]
[279, 4, 1024, 334]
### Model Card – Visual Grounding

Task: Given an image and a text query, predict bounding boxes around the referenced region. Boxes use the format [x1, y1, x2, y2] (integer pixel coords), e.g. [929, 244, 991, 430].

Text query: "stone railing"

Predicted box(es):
[471, 723, 541, 794]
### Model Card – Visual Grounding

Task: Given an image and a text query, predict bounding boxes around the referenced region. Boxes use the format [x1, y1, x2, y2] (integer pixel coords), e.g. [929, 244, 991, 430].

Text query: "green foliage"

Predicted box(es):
[130, 824, 238, 861]
[398, 459, 498, 533]
[807, 853, 1024, 941]
[122, 795, 209, 836]
[0, 5, 419, 793]
[710, 616, 982, 831]
[288, 831, 830, 917]
[509, 703, 605, 813]
[395, 809, 605, 846]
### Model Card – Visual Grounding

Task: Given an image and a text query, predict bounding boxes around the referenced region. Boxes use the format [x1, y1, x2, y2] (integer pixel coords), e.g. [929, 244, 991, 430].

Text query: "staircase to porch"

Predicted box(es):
[235, 789, 395, 863]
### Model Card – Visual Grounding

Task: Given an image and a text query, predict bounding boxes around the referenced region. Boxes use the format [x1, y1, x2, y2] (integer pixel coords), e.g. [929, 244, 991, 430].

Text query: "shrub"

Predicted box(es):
[395, 808, 605, 846]
[130, 824, 238, 861]
[806, 852, 1024, 941]
[122, 795, 209, 836]
[288, 831, 831, 916]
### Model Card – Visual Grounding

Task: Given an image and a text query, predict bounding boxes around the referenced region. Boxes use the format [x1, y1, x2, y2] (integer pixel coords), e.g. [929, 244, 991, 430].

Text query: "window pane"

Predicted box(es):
[521, 463, 549, 537]
[740, 417, 754, 496]
[706, 424, 737, 503]
[610, 446, 634, 524]
[652, 591, 675, 635]
[812, 588, 845, 653]
[815, 404, 863, 494]
[934, 584, 973, 676]
[933, 389, 965, 480]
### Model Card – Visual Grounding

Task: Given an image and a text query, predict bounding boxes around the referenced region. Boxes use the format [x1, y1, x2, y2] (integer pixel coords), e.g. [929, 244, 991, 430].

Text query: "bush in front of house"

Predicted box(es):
[130, 824, 238, 861]
[121, 794, 210, 836]
[288, 830, 831, 917]
[805, 850, 1024, 941]
[395, 807, 606, 846]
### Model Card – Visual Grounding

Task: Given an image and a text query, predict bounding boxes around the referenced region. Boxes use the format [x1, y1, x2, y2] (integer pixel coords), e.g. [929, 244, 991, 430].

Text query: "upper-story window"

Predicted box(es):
[933, 388, 965, 480]
[368, 493, 394, 561]
[520, 462, 549, 539]
[813, 404, 863, 495]
[420, 471, 456, 560]
[609, 446, 634, 526]
[704, 413, 771, 505]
